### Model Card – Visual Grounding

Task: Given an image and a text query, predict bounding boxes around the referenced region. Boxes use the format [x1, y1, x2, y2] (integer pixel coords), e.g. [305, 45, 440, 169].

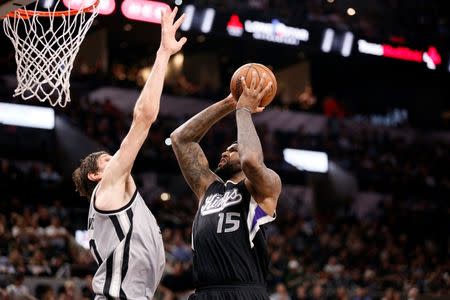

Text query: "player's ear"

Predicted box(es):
[87, 171, 101, 182]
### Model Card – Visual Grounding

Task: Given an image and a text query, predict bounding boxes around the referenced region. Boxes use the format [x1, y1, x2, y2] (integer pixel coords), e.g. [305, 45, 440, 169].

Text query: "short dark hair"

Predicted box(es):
[72, 151, 109, 199]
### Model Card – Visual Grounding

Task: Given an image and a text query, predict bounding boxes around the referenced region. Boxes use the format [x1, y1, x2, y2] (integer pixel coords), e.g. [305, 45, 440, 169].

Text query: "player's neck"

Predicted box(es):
[227, 172, 245, 184]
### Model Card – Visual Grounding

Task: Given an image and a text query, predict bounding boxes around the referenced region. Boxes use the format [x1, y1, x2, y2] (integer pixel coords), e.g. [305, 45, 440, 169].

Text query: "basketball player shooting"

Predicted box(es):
[71, 8, 186, 299]
[171, 72, 282, 300]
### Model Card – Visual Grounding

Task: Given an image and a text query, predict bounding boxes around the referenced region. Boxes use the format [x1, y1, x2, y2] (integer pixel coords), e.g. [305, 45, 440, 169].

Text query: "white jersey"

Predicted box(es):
[87, 186, 165, 299]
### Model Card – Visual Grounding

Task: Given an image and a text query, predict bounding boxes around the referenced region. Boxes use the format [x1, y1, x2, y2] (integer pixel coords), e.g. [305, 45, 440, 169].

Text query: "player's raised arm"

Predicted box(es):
[170, 94, 236, 201]
[99, 8, 186, 188]
[235, 72, 282, 215]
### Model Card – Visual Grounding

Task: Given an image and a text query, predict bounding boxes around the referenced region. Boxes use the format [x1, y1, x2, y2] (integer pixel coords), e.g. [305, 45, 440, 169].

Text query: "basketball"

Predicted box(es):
[230, 63, 277, 107]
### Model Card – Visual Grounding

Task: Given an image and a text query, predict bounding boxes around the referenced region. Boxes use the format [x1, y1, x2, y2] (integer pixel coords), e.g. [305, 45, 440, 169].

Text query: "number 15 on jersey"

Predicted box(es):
[217, 212, 240, 233]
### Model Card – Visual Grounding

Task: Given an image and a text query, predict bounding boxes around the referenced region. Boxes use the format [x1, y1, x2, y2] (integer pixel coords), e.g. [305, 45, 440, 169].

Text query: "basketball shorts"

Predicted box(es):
[188, 284, 269, 300]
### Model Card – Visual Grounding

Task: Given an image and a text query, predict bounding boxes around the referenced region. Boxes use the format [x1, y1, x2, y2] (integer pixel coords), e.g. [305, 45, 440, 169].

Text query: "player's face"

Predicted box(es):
[215, 143, 241, 179]
[96, 153, 112, 177]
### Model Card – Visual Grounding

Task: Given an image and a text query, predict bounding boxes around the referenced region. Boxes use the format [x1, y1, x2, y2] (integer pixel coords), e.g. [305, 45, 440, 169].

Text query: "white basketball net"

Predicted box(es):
[2, 0, 99, 107]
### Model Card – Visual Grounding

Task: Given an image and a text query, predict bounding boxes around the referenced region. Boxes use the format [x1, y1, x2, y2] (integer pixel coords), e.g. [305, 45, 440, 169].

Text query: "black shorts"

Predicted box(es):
[188, 284, 269, 300]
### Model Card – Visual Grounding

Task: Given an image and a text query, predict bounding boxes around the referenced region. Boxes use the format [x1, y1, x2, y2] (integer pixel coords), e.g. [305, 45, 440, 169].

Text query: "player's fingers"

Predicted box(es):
[173, 13, 186, 30]
[240, 76, 248, 90]
[170, 6, 178, 21]
[250, 70, 257, 90]
[258, 81, 272, 99]
[177, 37, 188, 48]
[160, 9, 166, 25]
[255, 106, 265, 113]
[257, 73, 266, 92]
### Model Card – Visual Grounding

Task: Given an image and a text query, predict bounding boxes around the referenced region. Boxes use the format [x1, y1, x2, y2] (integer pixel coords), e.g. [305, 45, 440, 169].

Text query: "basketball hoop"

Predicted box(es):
[2, 0, 99, 107]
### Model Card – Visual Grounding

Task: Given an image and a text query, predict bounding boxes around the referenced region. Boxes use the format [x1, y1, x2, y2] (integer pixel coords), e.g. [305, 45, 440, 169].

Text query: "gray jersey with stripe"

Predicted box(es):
[87, 186, 165, 299]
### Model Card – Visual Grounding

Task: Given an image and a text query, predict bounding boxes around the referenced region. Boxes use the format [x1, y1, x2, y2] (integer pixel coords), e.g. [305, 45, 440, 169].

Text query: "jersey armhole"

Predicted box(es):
[246, 196, 276, 248]
[93, 189, 138, 215]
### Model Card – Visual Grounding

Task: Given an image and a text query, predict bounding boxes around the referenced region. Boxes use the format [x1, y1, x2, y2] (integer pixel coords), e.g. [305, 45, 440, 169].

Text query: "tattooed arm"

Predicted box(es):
[170, 94, 237, 201]
[236, 72, 282, 215]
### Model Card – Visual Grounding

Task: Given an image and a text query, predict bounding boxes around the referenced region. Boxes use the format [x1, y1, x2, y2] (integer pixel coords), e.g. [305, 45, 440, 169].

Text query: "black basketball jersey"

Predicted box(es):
[191, 180, 275, 287]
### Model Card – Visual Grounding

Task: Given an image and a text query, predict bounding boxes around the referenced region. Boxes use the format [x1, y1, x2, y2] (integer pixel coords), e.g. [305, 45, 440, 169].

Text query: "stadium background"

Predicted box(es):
[0, 0, 449, 299]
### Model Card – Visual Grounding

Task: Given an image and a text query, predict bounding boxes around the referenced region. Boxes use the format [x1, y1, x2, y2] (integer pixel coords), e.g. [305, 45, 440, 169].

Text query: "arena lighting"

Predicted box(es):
[321, 28, 334, 53]
[200, 8, 215, 33]
[180, 5, 194, 31]
[244, 19, 309, 46]
[42, 0, 54, 9]
[358, 39, 383, 56]
[121, 0, 169, 23]
[341, 31, 354, 57]
[179, 5, 216, 33]
[160, 192, 171, 201]
[358, 39, 442, 70]
[227, 14, 244, 37]
[172, 53, 184, 69]
[321, 29, 354, 57]
[347, 8, 356, 16]
[62, 0, 116, 15]
[0, 102, 55, 129]
[283, 149, 328, 173]
[75, 230, 90, 250]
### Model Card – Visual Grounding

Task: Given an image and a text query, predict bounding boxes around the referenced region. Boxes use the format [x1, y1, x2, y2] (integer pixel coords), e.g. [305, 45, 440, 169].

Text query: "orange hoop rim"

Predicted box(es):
[6, 0, 99, 19]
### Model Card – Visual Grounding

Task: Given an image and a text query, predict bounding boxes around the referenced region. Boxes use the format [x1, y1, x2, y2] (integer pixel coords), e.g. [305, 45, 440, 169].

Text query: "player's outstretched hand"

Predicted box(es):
[160, 7, 187, 55]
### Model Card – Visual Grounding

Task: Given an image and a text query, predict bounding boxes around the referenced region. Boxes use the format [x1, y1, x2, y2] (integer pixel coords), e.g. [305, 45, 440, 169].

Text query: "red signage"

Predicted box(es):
[226, 14, 244, 37]
[121, 0, 169, 24]
[358, 39, 442, 70]
[382, 44, 423, 62]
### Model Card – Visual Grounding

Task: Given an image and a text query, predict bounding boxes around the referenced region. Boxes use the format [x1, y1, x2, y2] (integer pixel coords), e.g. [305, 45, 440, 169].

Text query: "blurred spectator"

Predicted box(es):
[407, 287, 419, 300]
[323, 95, 346, 118]
[270, 283, 292, 300]
[352, 286, 372, 300]
[6, 273, 36, 300]
[45, 216, 68, 250]
[34, 284, 56, 300]
[39, 164, 61, 184]
[27, 250, 51, 277]
[297, 85, 317, 110]
[311, 284, 326, 300]
[292, 285, 308, 300]
[57, 280, 76, 300]
[159, 261, 194, 300]
[336, 286, 349, 300]
[323, 256, 343, 278]
[8, 248, 26, 275]
[80, 275, 95, 300]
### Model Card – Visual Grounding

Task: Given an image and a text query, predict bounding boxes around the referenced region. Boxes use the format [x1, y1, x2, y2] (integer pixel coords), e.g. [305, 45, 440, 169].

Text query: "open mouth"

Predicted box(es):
[218, 158, 228, 167]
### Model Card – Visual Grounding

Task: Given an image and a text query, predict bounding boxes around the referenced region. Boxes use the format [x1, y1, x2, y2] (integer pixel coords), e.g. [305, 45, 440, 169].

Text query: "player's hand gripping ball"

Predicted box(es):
[230, 63, 277, 107]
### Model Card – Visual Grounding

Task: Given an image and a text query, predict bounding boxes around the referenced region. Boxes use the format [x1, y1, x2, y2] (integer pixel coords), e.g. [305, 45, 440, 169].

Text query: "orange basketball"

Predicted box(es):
[230, 63, 277, 107]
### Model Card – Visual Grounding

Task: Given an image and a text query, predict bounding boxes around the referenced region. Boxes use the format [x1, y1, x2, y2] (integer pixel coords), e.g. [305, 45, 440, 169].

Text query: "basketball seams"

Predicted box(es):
[254, 64, 274, 106]
[251, 64, 261, 90]
[257, 64, 276, 100]
[243, 64, 253, 96]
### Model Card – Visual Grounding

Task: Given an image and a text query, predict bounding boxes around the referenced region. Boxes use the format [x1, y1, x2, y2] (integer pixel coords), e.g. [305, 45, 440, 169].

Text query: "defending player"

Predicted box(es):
[171, 73, 282, 299]
[72, 8, 186, 299]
